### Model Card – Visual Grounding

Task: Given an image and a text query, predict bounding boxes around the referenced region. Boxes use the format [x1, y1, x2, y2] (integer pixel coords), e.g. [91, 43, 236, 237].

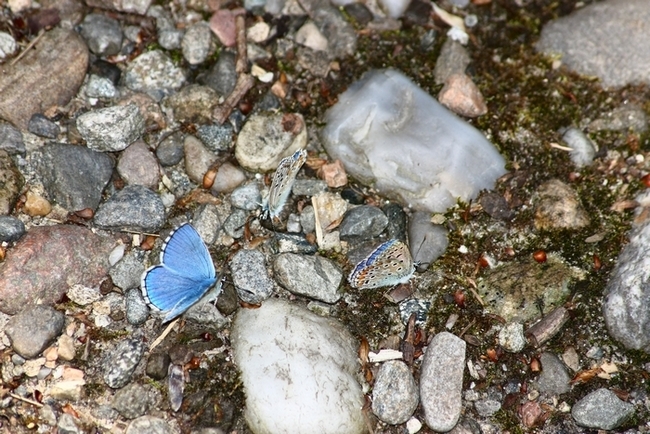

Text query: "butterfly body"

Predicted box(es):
[261, 149, 307, 221]
[348, 239, 415, 289]
[141, 223, 217, 322]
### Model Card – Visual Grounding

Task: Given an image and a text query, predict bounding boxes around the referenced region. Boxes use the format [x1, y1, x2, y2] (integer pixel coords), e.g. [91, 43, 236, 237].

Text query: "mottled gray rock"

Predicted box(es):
[181, 21, 212, 65]
[0, 151, 24, 215]
[339, 206, 388, 240]
[184, 135, 217, 184]
[537, 352, 571, 395]
[498, 322, 526, 353]
[112, 383, 162, 419]
[125, 416, 173, 434]
[40, 143, 114, 211]
[537, 0, 650, 88]
[117, 141, 160, 188]
[434, 39, 471, 85]
[273, 253, 342, 303]
[604, 209, 650, 352]
[420, 332, 465, 432]
[27, 114, 60, 138]
[124, 50, 186, 101]
[110, 251, 145, 290]
[274, 233, 318, 254]
[5, 305, 65, 359]
[79, 13, 123, 57]
[292, 179, 328, 197]
[156, 132, 184, 166]
[571, 388, 635, 430]
[86, 74, 118, 99]
[0, 215, 25, 242]
[0, 122, 25, 155]
[125, 288, 149, 326]
[372, 360, 418, 424]
[94, 185, 166, 232]
[199, 50, 237, 96]
[474, 399, 501, 417]
[77, 104, 145, 152]
[229, 249, 275, 304]
[223, 208, 248, 239]
[103, 332, 145, 388]
[164, 84, 217, 125]
[192, 203, 223, 246]
[197, 123, 234, 152]
[408, 211, 448, 270]
[230, 183, 262, 211]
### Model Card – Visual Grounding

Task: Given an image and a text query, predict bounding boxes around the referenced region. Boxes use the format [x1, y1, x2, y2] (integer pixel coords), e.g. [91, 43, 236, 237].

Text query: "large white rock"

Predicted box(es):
[322, 69, 506, 213]
[231, 298, 365, 434]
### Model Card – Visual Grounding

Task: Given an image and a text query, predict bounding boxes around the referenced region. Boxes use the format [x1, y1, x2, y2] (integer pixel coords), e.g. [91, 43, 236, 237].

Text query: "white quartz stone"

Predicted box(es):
[322, 69, 506, 213]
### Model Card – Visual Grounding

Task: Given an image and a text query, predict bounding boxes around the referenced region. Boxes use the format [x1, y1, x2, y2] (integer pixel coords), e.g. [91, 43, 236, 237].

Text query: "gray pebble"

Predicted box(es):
[158, 28, 184, 50]
[274, 233, 318, 254]
[145, 352, 171, 380]
[292, 179, 328, 197]
[77, 104, 145, 152]
[58, 413, 82, 434]
[110, 251, 145, 290]
[273, 253, 342, 303]
[474, 399, 501, 417]
[5, 305, 65, 359]
[0, 122, 25, 155]
[230, 183, 262, 211]
[371, 360, 418, 424]
[300, 205, 316, 233]
[382, 203, 407, 242]
[94, 185, 166, 232]
[117, 141, 161, 188]
[562, 127, 596, 168]
[537, 352, 571, 395]
[103, 332, 145, 389]
[39, 143, 114, 211]
[182, 21, 212, 65]
[0, 215, 25, 242]
[156, 132, 185, 166]
[126, 289, 150, 326]
[197, 123, 234, 152]
[434, 38, 470, 85]
[112, 383, 162, 419]
[28, 114, 60, 138]
[124, 50, 186, 101]
[80, 14, 123, 57]
[229, 249, 275, 304]
[339, 205, 388, 240]
[192, 203, 223, 245]
[199, 50, 237, 96]
[408, 211, 448, 270]
[125, 416, 173, 434]
[571, 388, 635, 430]
[398, 299, 431, 325]
[223, 208, 248, 238]
[86, 74, 118, 99]
[497, 322, 526, 353]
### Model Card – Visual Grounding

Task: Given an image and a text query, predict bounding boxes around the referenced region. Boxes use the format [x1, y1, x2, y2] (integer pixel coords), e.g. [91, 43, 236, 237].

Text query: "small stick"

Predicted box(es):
[549, 142, 573, 152]
[10, 29, 45, 67]
[10, 393, 43, 408]
[235, 14, 248, 74]
[150, 318, 179, 350]
[212, 73, 255, 124]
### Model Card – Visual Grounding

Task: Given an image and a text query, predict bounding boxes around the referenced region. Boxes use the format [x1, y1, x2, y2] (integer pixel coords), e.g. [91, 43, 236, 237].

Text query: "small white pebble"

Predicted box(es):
[406, 417, 423, 433]
[458, 245, 468, 254]
[108, 243, 126, 266]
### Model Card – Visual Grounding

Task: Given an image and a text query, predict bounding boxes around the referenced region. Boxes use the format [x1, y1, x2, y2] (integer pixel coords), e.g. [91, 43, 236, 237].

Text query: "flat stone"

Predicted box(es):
[273, 253, 343, 303]
[571, 388, 635, 430]
[5, 305, 65, 359]
[372, 360, 419, 424]
[93, 185, 166, 232]
[77, 104, 145, 152]
[0, 28, 88, 130]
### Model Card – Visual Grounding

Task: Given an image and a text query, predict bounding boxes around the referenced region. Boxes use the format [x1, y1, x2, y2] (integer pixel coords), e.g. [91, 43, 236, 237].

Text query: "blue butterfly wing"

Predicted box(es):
[141, 223, 217, 322]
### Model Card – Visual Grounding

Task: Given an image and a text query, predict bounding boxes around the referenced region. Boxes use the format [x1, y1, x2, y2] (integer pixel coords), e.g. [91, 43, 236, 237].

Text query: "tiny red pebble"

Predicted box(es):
[593, 254, 602, 271]
[478, 255, 489, 268]
[641, 174, 650, 188]
[201, 332, 213, 341]
[530, 357, 541, 372]
[453, 289, 466, 308]
[486, 348, 498, 362]
[533, 250, 547, 263]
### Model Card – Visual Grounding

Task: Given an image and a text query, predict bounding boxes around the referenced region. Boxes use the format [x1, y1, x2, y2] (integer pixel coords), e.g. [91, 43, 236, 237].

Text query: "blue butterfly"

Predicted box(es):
[141, 223, 218, 322]
[261, 149, 307, 221]
[348, 239, 415, 289]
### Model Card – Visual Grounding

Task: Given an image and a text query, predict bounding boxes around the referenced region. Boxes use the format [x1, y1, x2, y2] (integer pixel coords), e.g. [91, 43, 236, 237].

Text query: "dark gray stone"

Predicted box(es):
[229, 249, 275, 304]
[125, 288, 149, 326]
[0, 122, 25, 155]
[197, 123, 234, 152]
[112, 383, 161, 419]
[571, 388, 635, 430]
[28, 114, 60, 138]
[339, 206, 388, 240]
[273, 253, 342, 303]
[230, 183, 262, 211]
[199, 50, 237, 96]
[6, 305, 65, 359]
[408, 211, 448, 271]
[103, 332, 145, 389]
[145, 352, 171, 381]
[39, 143, 114, 211]
[156, 132, 184, 166]
[110, 251, 145, 291]
[94, 185, 166, 232]
[0, 215, 25, 242]
[537, 352, 571, 395]
[382, 202, 407, 242]
[79, 13, 123, 57]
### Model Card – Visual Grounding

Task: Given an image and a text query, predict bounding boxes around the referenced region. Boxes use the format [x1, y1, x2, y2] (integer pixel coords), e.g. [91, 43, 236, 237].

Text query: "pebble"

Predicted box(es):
[534, 179, 590, 230]
[603, 210, 650, 351]
[22, 189, 51, 217]
[184, 297, 228, 328]
[300, 0, 357, 59]
[295, 21, 328, 52]
[182, 21, 213, 65]
[192, 203, 224, 245]
[209, 9, 239, 48]
[561, 127, 596, 168]
[339, 205, 388, 240]
[184, 135, 218, 184]
[231, 298, 365, 434]
[124, 50, 186, 101]
[67, 284, 102, 306]
[165, 84, 218, 125]
[117, 141, 161, 188]
[79, 13, 123, 57]
[57, 335, 76, 362]
[223, 208, 248, 238]
[434, 39, 471, 85]
[112, 383, 162, 419]
[210, 162, 247, 193]
[230, 183, 262, 210]
[5, 305, 65, 359]
[197, 123, 234, 152]
[199, 50, 238, 96]
[0, 28, 88, 130]
[86, 74, 118, 99]
[537, 352, 571, 395]
[145, 352, 171, 381]
[408, 211, 448, 270]
[0, 215, 25, 242]
[156, 132, 185, 166]
[0, 152, 23, 214]
[148, 6, 183, 50]
[58, 413, 82, 434]
[273, 253, 343, 303]
[371, 360, 419, 424]
[103, 332, 145, 389]
[93, 185, 166, 232]
[235, 112, 307, 172]
[571, 388, 635, 430]
[28, 114, 60, 138]
[0, 225, 114, 315]
[438, 73, 488, 118]
[0, 122, 25, 155]
[77, 103, 145, 152]
[229, 249, 275, 304]
[474, 398, 501, 417]
[497, 322, 526, 353]
[479, 192, 514, 221]
[398, 299, 430, 325]
[90, 59, 122, 85]
[110, 251, 145, 291]
[292, 179, 329, 197]
[0, 31, 17, 59]
[125, 416, 173, 434]
[537, 0, 650, 88]
[588, 104, 648, 133]
[126, 288, 149, 326]
[300, 205, 316, 234]
[274, 233, 318, 254]
[420, 332, 465, 432]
